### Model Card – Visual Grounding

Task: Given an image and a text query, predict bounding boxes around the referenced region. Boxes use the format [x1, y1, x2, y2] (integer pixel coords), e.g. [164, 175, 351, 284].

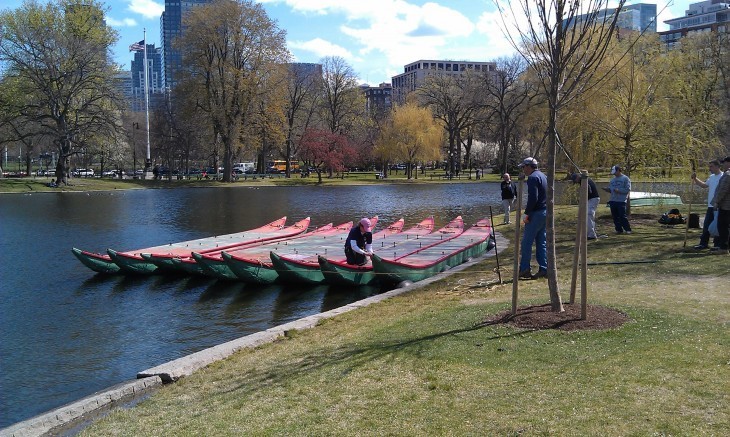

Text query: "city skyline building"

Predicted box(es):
[160, 0, 212, 90]
[391, 60, 497, 104]
[130, 44, 164, 112]
[362, 82, 392, 117]
[566, 3, 657, 33]
[659, 0, 730, 47]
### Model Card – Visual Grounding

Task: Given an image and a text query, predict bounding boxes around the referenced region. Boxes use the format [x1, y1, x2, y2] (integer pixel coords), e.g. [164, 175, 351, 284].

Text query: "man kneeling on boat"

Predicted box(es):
[345, 218, 374, 266]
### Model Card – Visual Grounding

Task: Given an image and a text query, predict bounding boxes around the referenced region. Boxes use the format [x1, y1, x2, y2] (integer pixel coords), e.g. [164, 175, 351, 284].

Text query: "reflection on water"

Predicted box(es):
[0, 183, 505, 428]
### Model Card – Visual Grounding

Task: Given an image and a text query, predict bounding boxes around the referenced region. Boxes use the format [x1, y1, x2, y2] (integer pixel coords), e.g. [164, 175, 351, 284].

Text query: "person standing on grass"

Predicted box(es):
[710, 156, 730, 255]
[605, 165, 632, 234]
[567, 173, 601, 240]
[691, 159, 723, 250]
[500, 173, 517, 225]
[518, 157, 547, 280]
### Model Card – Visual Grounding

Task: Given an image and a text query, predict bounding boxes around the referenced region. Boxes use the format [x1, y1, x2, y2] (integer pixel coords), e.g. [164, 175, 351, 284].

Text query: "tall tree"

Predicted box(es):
[661, 33, 726, 163]
[282, 63, 321, 177]
[178, 0, 289, 182]
[319, 56, 364, 135]
[0, 0, 123, 184]
[417, 73, 483, 175]
[581, 33, 670, 177]
[495, 0, 627, 311]
[482, 55, 535, 174]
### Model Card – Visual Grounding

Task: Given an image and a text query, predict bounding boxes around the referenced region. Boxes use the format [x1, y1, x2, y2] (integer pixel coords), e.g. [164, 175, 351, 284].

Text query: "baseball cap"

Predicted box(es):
[518, 157, 538, 168]
[610, 165, 622, 175]
[359, 217, 372, 232]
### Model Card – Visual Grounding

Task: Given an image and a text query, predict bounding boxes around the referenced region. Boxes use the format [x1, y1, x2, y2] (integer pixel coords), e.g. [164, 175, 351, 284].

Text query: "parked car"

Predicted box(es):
[102, 170, 119, 177]
[73, 168, 95, 177]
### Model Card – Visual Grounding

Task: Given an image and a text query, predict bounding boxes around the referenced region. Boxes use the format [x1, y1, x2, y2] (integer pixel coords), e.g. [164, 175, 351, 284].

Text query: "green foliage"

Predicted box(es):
[0, 0, 122, 183]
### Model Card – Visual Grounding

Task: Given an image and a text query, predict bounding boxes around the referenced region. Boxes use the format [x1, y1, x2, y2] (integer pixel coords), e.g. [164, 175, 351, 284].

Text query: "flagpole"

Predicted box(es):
[143, 28, 151, 177]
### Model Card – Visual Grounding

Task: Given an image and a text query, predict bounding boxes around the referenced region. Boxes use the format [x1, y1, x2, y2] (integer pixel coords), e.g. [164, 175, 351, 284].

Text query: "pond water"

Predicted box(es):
[0, 183, 508, 428]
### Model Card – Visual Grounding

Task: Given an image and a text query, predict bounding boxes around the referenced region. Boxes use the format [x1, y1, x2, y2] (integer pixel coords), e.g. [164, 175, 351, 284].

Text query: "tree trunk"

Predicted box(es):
[547, 101, 564, 312]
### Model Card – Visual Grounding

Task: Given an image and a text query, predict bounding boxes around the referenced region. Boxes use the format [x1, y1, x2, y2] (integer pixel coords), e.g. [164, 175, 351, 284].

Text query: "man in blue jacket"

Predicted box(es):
[605, 165, 632, 234]
[518, 157, 547, 279]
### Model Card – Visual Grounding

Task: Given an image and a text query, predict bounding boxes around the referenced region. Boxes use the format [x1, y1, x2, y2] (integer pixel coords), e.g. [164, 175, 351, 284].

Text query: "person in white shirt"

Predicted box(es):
[691, 159, 723, 250]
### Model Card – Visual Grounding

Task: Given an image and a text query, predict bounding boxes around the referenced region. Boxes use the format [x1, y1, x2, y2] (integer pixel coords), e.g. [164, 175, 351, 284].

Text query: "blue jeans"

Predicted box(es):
[520, 209, 547, 272]
[699, 206, 720, 247]
[609, 201, 632, 233]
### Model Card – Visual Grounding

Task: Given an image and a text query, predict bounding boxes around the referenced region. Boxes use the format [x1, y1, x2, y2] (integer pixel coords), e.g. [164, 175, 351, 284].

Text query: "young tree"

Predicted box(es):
[375, 103, 443, 179]
[298, 128, 353, 183]
[178, 0, 289, 182]
[495, 0, 627, 311]
[0, 0, 123, 185]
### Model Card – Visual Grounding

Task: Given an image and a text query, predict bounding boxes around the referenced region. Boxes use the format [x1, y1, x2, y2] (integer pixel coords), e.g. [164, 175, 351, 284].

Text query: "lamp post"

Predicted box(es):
[132, 122, 139, 177]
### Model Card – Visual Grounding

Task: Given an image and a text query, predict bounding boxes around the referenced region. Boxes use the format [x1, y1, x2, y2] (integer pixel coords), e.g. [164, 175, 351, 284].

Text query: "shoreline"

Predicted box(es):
[0, 237, 507, 436]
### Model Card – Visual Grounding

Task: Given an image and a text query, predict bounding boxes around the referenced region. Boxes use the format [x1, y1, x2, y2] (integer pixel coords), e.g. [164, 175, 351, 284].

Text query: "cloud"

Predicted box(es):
[106, 16, 138, 27]
[288, 38, 356, 61]
[127, 0, 164, 19]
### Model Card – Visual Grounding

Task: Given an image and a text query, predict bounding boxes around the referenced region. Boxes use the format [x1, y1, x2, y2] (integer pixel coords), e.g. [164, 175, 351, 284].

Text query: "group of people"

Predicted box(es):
[503, 157, 634, 280]
[512, 155, 730, 280]
[343, 155, 730, 271]
[692, 156, 730, 254]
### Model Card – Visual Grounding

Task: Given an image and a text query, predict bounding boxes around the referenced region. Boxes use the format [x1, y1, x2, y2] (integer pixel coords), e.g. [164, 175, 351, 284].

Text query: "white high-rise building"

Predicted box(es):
[391, 60, 497, 104]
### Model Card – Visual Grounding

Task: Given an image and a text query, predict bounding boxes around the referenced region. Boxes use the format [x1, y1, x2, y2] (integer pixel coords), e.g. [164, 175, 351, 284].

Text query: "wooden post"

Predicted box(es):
[569, 175, 585, 304]
[580, 171, 589, 320]
[683, 164, 695, 248]
[489, 206, 502, 284]
[511, 174, 524, 315]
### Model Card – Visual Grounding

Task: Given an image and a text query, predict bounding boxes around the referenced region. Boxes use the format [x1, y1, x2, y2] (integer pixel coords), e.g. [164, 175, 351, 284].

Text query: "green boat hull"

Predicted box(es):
[318, 256, 377, 286]
[222, 252, 279, 284]
[270, 252, 325, 284]
[71, 248, 120, 274]
[107, 249, 158, 274]
[192, 253, 238, 280]
[372, 238, 492, 285]
[170, 257, 206, 276]
[140, 253, 180, 272]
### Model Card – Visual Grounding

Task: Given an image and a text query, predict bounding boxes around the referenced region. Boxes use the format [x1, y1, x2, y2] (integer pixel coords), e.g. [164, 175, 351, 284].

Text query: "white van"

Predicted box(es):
[233, 162, 255, 174]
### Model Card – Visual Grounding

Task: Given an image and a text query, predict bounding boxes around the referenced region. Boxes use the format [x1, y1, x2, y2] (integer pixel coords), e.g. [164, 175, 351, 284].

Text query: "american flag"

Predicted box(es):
[129, 40, 144, 52]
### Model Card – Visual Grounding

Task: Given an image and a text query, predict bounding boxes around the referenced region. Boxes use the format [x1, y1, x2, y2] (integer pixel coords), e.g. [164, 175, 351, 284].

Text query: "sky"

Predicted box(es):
[4, 0, 695, 85]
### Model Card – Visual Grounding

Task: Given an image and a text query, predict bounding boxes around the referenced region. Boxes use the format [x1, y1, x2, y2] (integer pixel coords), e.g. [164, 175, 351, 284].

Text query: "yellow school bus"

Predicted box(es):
[270, 160, 300, 173]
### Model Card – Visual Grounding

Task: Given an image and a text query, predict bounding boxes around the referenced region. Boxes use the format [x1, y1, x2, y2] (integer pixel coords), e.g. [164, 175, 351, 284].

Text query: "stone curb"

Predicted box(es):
[0, 377, 162, 437]
[137, 231, 508, 383]
[1, 231, 507, 436]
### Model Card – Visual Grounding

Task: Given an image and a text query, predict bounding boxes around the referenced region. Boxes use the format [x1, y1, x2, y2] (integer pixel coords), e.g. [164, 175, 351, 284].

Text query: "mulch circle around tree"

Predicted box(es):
[482, 303, 630, 331]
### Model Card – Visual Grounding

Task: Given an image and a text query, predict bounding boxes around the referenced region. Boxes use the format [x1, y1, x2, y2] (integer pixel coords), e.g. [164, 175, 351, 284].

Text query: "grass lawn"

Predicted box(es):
[79, 204, 729, 436]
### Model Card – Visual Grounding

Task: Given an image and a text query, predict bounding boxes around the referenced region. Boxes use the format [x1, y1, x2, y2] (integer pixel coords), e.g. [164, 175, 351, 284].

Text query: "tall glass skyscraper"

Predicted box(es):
[130, 45, 164, 112]
[565, 3, 657, 33]
[161, 0, 212, 90]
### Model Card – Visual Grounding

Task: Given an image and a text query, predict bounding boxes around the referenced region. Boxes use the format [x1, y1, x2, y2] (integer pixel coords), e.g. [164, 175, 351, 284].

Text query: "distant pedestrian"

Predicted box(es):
[567, 173, 601, 239]
[710, 156, 730, 255]
[691, 159, 723, 250]
[604, 165, 632, 234]
[518, 157, 547, 280]
[500, 173, 517, 225]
